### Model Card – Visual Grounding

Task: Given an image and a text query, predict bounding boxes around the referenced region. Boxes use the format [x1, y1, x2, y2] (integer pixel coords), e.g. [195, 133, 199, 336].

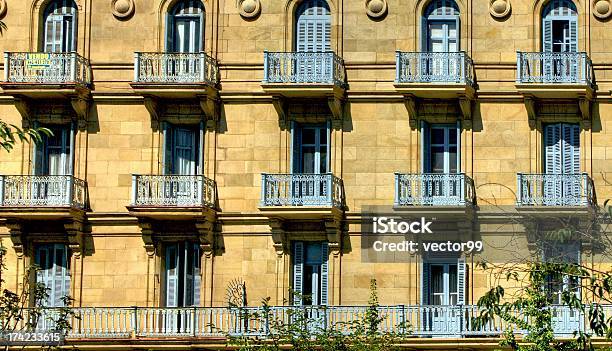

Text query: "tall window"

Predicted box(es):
[295, 0, 331, 52]
[422, 123, 459, 174]
[423, 0, 459, 52]
[34, 125, 73, 176]
[292, 241, 328, 306]
[542, 0, 577, 53]
[167, 0, 204, 53]
[164, 242, 201, 307]
[42, 0, 78, 53]
[163, 122, 202, 175]
[422, 258, 465, 330]
[292, 123, 330, 174]
[35, 244, 70, 307]
[543, 123, 580, 203]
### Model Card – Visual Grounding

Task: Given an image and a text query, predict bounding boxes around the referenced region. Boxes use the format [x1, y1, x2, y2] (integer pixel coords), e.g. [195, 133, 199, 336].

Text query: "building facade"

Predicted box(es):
[0, 0, 611, 348]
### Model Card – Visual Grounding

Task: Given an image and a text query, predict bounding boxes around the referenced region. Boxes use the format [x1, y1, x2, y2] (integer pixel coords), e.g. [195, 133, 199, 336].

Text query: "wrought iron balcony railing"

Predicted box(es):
[0, 175, 87, 209]
[395, 51, 474, 85]
[133, 52, 219, 85]
[516, 52, 593, 85]
[260, 173, 344, 208]
[395, 173, 475, 206]
[10, 305, 595, 339]
[3, 52, 91, 85]
[131, 175, 216, 208]
[516, 173, 594, 207]
[263, 51, 346, 87]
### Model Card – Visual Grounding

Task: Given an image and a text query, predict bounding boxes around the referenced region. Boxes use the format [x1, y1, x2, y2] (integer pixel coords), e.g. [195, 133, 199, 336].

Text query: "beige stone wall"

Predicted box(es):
[0, 0, 610, 310]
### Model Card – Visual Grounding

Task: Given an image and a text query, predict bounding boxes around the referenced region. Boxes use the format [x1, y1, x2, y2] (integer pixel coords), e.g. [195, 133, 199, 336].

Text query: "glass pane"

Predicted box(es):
[302, 128, 316, 145]
[449, 128, 457, 144]
[448, 27, 457, 40]
[449, 147, 458, 173]
[303, 265, 314, 305]
[302, 146, 315, 173]
[431, 41, 444, 53]
[319, 146, 327, 173]
[431, 147, 445, 173]
[305, 242, 322, 265]
[429, 24, 444, 38]
[449, 264, 458, 294]
[431, 265, 444, 295]
[431, 128, 445, 145]
[319, 128, 327, 145]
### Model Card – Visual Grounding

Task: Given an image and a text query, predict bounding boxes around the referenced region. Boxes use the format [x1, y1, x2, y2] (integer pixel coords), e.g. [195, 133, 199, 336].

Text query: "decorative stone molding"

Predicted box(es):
[365, 0, 387, 18]
[593, 0, 612, 19]
[489, 0, 511, 18]
[0, 0, 7, 19]
[238, 0, 261, 19]
[111, 0, 135, 19]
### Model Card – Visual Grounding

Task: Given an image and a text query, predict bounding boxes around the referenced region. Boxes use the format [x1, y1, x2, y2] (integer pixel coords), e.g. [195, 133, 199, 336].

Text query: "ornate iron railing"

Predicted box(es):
[263, 51, 346, 86]
[3, 52, 91, 85]
[516, 52, 593, 85]
[516, 173, 594, 207]
[260, 173, 344, 207]
[0, 175, 87, 208]
[133, 52, 219, 85]
[394, 173, 475, 206]
[131, 175, 216, 208]
[6, 304, 596, 339]
[395, 51, 474, 85]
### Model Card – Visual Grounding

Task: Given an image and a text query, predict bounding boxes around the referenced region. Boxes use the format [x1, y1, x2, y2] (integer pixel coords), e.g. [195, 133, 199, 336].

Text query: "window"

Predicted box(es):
[163, 123, 202, 175]
[291, 122, 330, 174]
[295, 0, 331, 52]
[543, 123, 580, 203]
[542, 0, 577, 53]
[423, 0, 459, 52]
[164, 242, 201, 307]
[422, 123, 459, 174]
[42, 0, 78, 53]
[167, 0, 204, 53]
[34, 125, 73, 176]
[292, 241, 328, 305]
[35, 244, 70, 307]
[421, 258, 465, 331]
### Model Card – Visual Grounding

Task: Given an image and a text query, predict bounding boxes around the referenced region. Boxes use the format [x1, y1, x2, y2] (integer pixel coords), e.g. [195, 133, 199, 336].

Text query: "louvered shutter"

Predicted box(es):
[569, 18, 578, 52]
[421, 262, 430, 305]
[166, 12, 174, 51]
[33, 122, 45, 175]
[457, 257, 466, 305]
[184, 243, 194, 306]
[296, 0, 331, 52]
[291, 122, 302, 173]
[562, 124, 580, 203]
[36, 244, 69, 307]
[36, 245, 53, 306]
[198, 121, 205, 174]
[543, 19, 553, 53]
[320, 242, 329, 306]
[192, 243, 201, 306]
[455, 121, 461, 173]
[421, 121, 431, 173]
[293, 242, 304, 305]
[165, 243, 180, 307]
[173, 128, 196, 175]
[162, 122, 173, 175]
[44, 15, 64, 53]
[544, 124, 562, 205]
[324, 121, 331, 173]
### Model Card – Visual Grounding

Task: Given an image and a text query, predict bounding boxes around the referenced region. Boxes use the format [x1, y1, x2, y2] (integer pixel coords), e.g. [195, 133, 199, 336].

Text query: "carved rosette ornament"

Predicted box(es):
[0, 0, 7, 19]
[365, 0, 387, 18]
[489, 0, 511, 18]
[593, 0, 612, 19]
[111, 0, 135, 19]
[238, 0, 261, 19]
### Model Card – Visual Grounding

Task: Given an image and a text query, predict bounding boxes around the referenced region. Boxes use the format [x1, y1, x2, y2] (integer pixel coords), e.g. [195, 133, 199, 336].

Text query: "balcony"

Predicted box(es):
[18, 305, 595, 340]
[127, 175, 217, 220]
[394, 51, 475, 99]
[394, 173, 475, 217]
[516, 173, 594, 212]
[259, 173, 344, 221]
[262, 51, 346, 99]
[515, 52, 594, 99]
[0, 175, 87, 219]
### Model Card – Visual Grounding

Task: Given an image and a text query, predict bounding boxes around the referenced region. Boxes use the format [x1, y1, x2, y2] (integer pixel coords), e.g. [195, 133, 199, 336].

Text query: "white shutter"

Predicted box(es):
[455, 121, 461, 173]
[457, 257, 466, 305]
[544, 124, 563, 205]
[44, 15, 64, 53]
[165, 244, 180, 307]
[320, 242, 329, 306]
[293, 242, 304, 305]
[36, 246, 53, 306]
[43, 0, 77, 53]
[421, 121, 431, 173]
[569, 18, 578, 53]
[295, 0, 331, 52]
[542, 18, 553, 53]
[36, 244, 69, 307]
[162, 122, 172, 175]
[562, 124, 580, 203]
[192, 243, 201, 306]
[184, 243, 194, 307]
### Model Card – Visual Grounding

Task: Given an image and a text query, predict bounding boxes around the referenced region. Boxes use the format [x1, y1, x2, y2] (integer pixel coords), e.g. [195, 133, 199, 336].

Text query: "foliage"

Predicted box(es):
[0, 121, 52, 153]
[226, 279, 412, 351]
[0, 241, 76, 350]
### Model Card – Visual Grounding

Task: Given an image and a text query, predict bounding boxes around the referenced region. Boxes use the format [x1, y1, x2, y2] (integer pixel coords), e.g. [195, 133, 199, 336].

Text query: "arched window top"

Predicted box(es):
[166, 0, 205, 53]
[424, 0, 460, 18]
[43, 0, 77, 17]
[543, 0, 577, 18]
[42, 0, 78, 52]
[296, 0, 330, 17]
[169, 0, 204, 16]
